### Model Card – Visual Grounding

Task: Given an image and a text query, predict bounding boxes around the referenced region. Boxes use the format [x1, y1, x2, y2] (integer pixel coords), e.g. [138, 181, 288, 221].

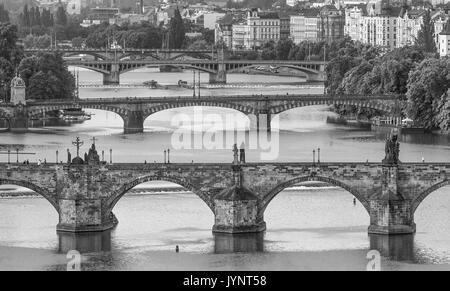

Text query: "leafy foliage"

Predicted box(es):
[169, 8, 186, 49]
[415, 10, 437, 53]
[406, 58, 450, 130]
[18, 52, 75, 100]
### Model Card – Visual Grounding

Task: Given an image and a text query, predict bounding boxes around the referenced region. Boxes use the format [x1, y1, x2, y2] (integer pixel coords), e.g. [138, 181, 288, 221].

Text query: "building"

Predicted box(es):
[286, 0, 300, 6]
[279, 12, 292, 40]
[232, 23, 249, 49]
[290, 8, 320, 44]
[343, 1, 429, 52]
[88, 7, 120, 23]
[215, 14, 235, 49]
[245, 9, 281, 49]
[318, 4, 345, 43]
[433, 10, 450, 49]
[397, 7, 425, 47]
[344, 4, 366, 41]
[203, 12, 227, 30]
[439, 18, 450, 57]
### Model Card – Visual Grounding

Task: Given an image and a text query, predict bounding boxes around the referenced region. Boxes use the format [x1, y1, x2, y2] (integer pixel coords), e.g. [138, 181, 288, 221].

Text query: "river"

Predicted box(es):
[0, 69, 449, 271]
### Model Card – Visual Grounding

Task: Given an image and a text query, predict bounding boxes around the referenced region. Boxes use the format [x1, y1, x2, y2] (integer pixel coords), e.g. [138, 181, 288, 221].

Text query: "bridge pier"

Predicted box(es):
[212, 188, 266, 234]
[368, 165, 416, 235]
[8, 107, 29, 132]
[57, 198, 118, 233]
[103, 64, 120, 85]
[306, 71, 326, 82]
[209, 69, 227, 84]
[123, 112, 144, 134]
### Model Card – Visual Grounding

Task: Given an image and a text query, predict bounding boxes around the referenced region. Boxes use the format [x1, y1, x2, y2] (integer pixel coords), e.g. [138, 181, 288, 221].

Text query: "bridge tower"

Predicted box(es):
[9, 74, 29, 132]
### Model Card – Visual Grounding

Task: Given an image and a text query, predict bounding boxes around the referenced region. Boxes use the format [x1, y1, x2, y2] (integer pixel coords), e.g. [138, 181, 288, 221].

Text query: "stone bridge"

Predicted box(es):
[0, 141, 447, 235]
[0, 94, 402, 134]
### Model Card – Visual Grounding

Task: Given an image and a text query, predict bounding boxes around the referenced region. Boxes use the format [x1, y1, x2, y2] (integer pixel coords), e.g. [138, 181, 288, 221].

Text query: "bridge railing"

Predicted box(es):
[24, 94, 403, 106]
[65, 59, 328, 65]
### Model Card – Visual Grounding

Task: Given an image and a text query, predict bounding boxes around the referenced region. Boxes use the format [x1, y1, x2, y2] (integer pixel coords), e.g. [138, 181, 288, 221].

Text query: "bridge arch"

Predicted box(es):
[105, 174, 215, 216]
[142, 102, 256, 118]
[138, 64, 217, 74]
[63, 52, 109, 61]
[269, 99, 393, 116]
[226, 64, 320, 76]
[28, 104, 128, 122]
[0, 178, 59, 212]
[67, 64, 111, 75]
[259, 175, 371, 217]
[411, 180, 450, 214]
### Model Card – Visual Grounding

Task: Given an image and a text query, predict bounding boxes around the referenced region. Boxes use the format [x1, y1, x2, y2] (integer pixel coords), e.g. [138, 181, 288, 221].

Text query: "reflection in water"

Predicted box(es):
[58, 231, 111, 254]
[214, 232, 264, 254]
[369, 234, 415, 262]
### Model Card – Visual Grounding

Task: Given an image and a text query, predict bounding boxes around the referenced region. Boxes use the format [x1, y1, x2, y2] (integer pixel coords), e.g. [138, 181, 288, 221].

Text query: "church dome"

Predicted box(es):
[71, 156, 84, 165]
[11, 75, 25, 87]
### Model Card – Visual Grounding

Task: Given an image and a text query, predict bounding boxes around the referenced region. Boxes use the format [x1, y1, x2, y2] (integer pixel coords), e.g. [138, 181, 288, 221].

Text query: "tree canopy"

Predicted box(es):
[18, 52, 75, 100]
[169, 8, 186, 49]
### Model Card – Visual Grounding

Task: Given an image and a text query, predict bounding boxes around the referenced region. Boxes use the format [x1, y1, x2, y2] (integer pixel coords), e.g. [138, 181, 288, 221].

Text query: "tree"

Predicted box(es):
[0, 4, 10, 23]
[261, 41, 276, 60]
[18, 52, 75, 100]
[275, 38, 294, 60]
[0, 23, 23, 67]
[21, 4, 31, 27]
[415, 10, 437, 53]
[55, 5, 67, 26]
[406, 57, 450, 130]
[169, 8, 185, 49]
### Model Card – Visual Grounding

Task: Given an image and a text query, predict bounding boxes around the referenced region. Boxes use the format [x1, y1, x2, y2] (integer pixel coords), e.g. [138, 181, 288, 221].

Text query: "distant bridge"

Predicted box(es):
[0, 94, 402, 134]
[24, 48, 327, 84]
[64, 59, 326, 85]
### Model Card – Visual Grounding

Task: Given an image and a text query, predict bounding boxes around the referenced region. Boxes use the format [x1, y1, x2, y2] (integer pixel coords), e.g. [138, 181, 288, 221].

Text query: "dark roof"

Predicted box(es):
[217, 14, 234, 25]
[346, 4, 367, 14]
[381, 6, 402, 17]
[298, 8, 320, 17]
[440, 18, 450, 35]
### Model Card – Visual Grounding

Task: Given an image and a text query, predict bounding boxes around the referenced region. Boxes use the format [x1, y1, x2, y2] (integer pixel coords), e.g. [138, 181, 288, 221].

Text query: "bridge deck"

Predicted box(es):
[11, 94, 400, 106]
[0, 162, 447, 168]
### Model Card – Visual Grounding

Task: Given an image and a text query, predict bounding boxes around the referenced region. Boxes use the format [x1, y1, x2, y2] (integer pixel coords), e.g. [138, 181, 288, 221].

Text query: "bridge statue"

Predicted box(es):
[383, 133, 400, 165]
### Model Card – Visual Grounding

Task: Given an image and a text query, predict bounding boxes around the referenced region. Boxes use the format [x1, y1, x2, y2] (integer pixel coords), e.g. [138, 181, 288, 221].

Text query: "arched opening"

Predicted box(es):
[143, 106, 252, 162]
[0, 181, 59, 249]
[107, 179, 214, 252]
[68, 66, 105, 86]
[273, 105, 339, 132]
[412, 183, 450, 264]
[262, 177, 370, 252]
[29, 108, 124, 135]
